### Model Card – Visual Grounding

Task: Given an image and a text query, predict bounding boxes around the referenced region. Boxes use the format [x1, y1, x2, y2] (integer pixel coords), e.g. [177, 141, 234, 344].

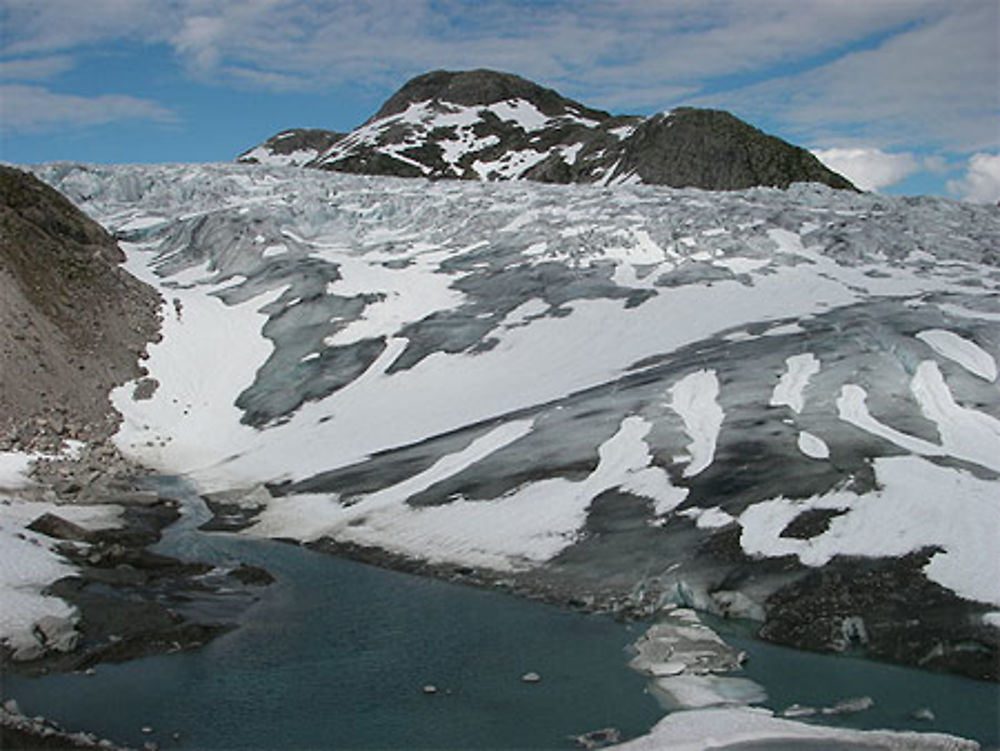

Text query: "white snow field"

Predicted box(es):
[30, 163, 1000, 614]
[0, 452, 124, 657]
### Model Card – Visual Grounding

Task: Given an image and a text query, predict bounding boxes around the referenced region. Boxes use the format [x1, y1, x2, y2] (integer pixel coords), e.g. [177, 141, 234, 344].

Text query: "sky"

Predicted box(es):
[1, 0, 998, 202]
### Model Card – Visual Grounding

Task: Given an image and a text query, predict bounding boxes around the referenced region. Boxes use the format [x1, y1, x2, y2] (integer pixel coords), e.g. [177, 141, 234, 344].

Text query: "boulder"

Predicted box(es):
[34, 614, 80, 653]
[27, 512, 93, 542]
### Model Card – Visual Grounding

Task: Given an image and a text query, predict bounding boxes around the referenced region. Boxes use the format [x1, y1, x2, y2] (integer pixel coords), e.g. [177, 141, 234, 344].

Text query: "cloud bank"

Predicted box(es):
[947, 153, 1000, 205]
[0, 85, 176, 131]
[1, 0, 996, 192]
[812, 148, 921, 192]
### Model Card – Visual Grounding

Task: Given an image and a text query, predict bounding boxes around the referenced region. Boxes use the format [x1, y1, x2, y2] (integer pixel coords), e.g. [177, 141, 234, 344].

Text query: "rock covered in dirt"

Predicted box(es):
[0, 165, 161, 455]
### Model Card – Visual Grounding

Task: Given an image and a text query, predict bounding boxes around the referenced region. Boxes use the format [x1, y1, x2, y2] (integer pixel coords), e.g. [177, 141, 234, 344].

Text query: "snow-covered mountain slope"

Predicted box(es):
[238, 128, 345, 168]
[237, 69, 855, 191]
[35, 162, 1000, 679]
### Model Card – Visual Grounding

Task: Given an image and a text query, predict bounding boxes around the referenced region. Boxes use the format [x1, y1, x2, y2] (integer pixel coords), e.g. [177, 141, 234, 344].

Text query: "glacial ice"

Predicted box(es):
[28, 163, 1000, 607]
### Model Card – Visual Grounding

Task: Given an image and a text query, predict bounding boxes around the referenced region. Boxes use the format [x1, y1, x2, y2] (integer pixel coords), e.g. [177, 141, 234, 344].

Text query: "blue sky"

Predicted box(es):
[1, 0, 998, 201]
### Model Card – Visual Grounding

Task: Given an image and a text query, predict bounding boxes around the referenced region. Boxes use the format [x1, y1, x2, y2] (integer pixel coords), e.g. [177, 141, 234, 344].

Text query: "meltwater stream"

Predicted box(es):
[5, 477, 999, 749]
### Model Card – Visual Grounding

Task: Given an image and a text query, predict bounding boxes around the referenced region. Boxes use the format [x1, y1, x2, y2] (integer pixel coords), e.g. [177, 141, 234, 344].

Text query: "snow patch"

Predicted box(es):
[798, 430, 830, 459]
[770, 354, 820, 413]
[323, 250, 466, 346]
[669, 370, 723, 478]
[0, 499, 124, 656]
[678, 506, 736, 529]
[916, 329, 997, 381]
[249, 416, 688, 570]
[911, 360, 1000, 472]
[840, 362, 1000, 473]
[0, 452, 37, 490]
[739, 456, 1000, 606]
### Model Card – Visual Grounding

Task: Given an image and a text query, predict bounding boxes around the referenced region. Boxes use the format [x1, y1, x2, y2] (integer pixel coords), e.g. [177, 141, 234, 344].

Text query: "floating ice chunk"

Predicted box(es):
[822, 696, 874, 715]
[770, 354, 820, 414]
[613, 706, 980, 751]
[651, 674, 767, 710]
[797, 430, 830, 459]
[917, 329, 997, 381]
[669, 370, 723, 478]
[781, 704, 817, 718]
[649, 661, 687, 676]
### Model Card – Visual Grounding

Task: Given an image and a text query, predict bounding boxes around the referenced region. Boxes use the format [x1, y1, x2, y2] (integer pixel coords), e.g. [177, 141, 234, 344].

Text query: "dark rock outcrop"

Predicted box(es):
[616, 108, 857, 191]
[0, 166, 161, 453]
[759, 549, 999, 681]
[371, 68, 610, 122]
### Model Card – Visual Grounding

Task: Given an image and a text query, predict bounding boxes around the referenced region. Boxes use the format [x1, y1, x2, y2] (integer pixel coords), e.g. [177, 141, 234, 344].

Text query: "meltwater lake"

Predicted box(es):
[5, 478, 999, 750]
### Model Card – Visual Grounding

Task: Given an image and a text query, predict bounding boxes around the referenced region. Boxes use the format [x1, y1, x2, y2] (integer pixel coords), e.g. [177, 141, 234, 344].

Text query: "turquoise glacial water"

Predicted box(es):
[4, 478, 998, 749]
[4, 486, 663, 749]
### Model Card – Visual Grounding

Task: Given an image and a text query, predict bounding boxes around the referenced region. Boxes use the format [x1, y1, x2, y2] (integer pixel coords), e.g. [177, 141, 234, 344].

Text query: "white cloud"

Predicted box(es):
[0, 0, 167, 56]
[0, 55, 74, 81]
[947, 153, 1000, 205]
[0, 85, 177, 131]
[1, 0, 995, 163]
[686, 2, 999, 153]
[0, 1, 970, 103]
[173, 14, 227, 73]
[812, 148, 920, 191]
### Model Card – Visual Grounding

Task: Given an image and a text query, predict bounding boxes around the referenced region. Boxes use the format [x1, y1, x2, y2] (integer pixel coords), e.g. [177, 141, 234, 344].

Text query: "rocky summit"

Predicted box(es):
[237, 69, 855, 191]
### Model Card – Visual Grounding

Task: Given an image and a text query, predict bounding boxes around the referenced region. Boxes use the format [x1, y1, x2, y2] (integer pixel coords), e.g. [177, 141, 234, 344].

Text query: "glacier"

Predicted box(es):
[31, 161, 1000, 678]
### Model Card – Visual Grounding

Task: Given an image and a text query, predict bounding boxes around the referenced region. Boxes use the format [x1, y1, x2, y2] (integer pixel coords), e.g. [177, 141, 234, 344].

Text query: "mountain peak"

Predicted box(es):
[238, 69, 856, 192]
[371, 68, 610, 122]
